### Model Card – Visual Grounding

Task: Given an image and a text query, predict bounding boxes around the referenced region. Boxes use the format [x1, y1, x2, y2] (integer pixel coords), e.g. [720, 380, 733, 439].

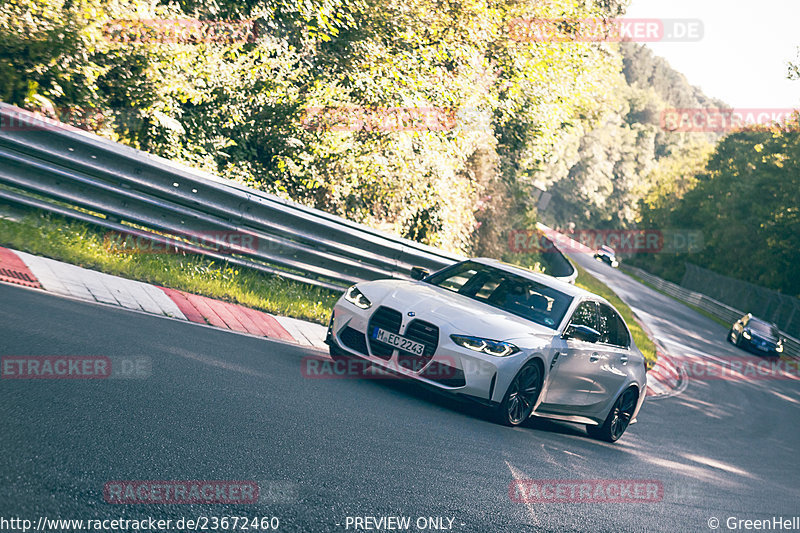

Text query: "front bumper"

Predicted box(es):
[327, 303, 533, 403]
[741, 336, 781, 356]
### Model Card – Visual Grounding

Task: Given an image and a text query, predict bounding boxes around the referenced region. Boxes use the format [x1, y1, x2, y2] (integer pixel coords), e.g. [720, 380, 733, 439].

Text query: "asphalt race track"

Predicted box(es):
[2, 263, 800, 532]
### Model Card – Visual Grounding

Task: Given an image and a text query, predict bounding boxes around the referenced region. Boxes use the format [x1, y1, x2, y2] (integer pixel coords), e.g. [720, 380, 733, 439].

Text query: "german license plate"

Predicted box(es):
[372, 328, 425, 356]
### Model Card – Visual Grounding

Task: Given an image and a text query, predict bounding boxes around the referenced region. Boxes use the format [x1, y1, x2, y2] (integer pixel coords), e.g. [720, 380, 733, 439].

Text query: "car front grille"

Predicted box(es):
[750, 336, 776, 350]
[398, 319, 439, 372]
[367, 306, 402, 360]
[339, 326, 369, 356]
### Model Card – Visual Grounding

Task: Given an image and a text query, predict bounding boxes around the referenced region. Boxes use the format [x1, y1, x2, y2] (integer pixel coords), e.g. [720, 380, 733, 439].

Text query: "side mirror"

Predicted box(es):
[410, 266, 430, 281]
[563, 324, 601, 343]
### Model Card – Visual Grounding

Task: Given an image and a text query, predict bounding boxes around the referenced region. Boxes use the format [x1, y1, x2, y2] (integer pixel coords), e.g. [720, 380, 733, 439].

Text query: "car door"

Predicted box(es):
[540, 300, 599, 411]
[584, 303, 633, 408]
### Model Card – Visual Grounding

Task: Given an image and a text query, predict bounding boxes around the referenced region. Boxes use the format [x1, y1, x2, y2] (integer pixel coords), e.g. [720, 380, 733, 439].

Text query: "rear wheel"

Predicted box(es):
[495, 361, 543, 426]
[586, 387, 638, 442]
[727, 329, 735, 343]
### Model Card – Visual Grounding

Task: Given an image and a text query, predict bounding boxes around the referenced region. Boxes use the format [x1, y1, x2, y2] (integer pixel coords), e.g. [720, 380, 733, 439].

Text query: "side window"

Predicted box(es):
[598, 303, 629, 347]
[568, 301, 598, 330]
[618, 316, 630, 347]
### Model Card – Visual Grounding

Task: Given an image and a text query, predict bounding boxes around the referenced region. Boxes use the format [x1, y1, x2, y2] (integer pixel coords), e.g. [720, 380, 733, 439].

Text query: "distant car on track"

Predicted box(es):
[728, 313, 784, 356]
[326, 258, 647, 442]
[594, 246, 619, 268]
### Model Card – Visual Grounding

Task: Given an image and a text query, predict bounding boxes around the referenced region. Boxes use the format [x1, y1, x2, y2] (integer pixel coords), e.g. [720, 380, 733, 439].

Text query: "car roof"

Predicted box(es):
[747, 315, 776, 328]
[468, 257, 607, 303]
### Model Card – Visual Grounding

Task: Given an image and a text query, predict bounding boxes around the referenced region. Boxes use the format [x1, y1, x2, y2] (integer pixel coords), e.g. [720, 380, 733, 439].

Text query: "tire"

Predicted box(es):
[494, 361, 544, 427]
[727, 329, 735, 343]
[586, 387, 638, 442]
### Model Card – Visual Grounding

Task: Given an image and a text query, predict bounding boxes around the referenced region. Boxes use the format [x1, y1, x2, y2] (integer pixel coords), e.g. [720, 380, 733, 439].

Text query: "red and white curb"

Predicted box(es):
[628, 309, 687, 399]
[0, 245, 693, 390]
[645, 348, 687, 398]
[0, 247, 327, 351]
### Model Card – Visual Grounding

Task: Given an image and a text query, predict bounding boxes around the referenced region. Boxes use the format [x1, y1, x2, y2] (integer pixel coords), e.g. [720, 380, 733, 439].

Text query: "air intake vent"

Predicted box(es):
[339, 327, 369, 356]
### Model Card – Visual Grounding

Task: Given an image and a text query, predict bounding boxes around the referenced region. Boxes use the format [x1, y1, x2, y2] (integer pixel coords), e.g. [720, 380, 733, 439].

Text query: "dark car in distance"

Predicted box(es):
[728, 313, 784, 356]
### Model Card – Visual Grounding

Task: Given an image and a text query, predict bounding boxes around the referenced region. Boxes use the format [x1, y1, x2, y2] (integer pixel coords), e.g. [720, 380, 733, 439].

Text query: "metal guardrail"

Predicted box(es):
[0, 103, 574, 292]
[682, 263, 800, 338]
[623, 264, 800, 358]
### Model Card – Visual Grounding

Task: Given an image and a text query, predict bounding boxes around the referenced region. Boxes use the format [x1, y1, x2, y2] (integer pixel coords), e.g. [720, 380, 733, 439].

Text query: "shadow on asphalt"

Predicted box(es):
[310, 354, 598, 440]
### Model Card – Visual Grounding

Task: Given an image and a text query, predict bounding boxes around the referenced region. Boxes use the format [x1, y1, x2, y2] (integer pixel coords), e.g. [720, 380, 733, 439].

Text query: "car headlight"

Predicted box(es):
[450, 335, 520, 357]
[742, 330, 751, 339]
[344, 285, 372, 309]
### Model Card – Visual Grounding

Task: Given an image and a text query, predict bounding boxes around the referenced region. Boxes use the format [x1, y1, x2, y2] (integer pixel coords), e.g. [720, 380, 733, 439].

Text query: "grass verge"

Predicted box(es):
[573, 263, 658, 369]
[0, 209, 665, 365]
[0, 211, 339, 324]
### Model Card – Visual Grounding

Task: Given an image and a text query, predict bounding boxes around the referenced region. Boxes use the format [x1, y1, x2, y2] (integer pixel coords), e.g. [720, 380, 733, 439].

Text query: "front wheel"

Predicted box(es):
[586, 387, 638, 442]
[494, 361, 543, 426]
[727, 329, 735, 343]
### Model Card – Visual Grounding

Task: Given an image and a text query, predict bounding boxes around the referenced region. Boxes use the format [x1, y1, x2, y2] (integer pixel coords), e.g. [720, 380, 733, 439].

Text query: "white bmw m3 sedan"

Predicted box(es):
[325, 259, 647, 442]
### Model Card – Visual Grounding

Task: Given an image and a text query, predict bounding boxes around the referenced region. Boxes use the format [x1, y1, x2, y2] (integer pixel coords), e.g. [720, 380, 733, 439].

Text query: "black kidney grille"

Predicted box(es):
[397, 319, 439, 372]
[367, 306, 402, 360]
[404, 320, 439, 355]
[339, 327, 369, 356]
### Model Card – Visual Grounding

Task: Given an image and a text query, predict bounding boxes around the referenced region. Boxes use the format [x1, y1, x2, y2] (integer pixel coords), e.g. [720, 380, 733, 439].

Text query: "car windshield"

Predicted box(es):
[601, 246, 615, 255]
[749, 319, 779, 336]
[424, 261, 573, 329]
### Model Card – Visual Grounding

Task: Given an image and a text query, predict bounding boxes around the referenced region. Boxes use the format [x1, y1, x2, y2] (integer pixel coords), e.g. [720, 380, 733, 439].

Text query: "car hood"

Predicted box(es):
[749, 330, 780, 344]
[358, 279, 560, 343]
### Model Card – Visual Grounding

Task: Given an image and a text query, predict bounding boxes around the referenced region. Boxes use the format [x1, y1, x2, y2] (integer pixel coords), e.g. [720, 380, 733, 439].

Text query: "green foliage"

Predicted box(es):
[1, 0, 627, 256]
[631, 117, 800, 297]
[0, 211, 338, 323]
[537, 42, 723, 229]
